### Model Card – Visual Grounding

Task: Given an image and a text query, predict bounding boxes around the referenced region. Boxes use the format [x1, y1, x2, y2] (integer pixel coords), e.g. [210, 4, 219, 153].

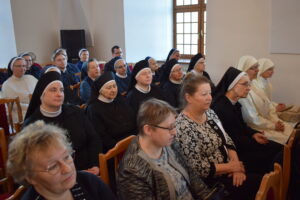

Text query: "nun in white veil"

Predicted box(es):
[237, 55, 296, 144]
[252, 58, 300, 123]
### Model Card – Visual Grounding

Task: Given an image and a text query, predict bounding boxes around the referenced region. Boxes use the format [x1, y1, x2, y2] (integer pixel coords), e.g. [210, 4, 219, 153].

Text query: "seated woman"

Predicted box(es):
[19, 52, 41, 79]
[145, 56, 160, 86]
[24, 71, 101, 174]
[2, 57, 37, 120]
[188, 53, 215, 93]
[253, 58, 300, 123]
[7, 120, 116, 200]
[113, 57, 131, 96]
[160, 59, 183, 108]
[76, 48, 89, 71]
[236, 56, 296, 144]
[127, 59, 165, 114]
[80, 58, 101, 103]
[118, 98, 223, 200]
[52, 50, 83, 105]
[175, 72, 262, 200]
[211, 67, 283, 174]
[86, 72, 137, 153]
[157, 48, 181, 77]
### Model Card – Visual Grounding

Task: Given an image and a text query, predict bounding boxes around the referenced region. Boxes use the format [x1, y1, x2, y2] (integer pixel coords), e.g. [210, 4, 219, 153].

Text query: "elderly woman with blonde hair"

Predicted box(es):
[252, 58, 300, 123]
[237, 55, 297, 144]
[7, 120, 116, 200]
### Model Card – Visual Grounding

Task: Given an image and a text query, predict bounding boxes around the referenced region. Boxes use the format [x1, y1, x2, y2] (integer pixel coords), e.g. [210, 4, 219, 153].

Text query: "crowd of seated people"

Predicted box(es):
[1, 47, 300, 200]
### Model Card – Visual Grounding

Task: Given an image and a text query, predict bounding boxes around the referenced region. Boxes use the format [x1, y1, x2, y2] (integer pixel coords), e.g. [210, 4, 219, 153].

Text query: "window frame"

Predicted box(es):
[173, 0, 206, 59]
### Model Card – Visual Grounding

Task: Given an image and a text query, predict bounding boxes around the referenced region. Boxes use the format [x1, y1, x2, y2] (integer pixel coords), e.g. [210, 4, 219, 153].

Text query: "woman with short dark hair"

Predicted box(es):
[118, 98, 222, 200]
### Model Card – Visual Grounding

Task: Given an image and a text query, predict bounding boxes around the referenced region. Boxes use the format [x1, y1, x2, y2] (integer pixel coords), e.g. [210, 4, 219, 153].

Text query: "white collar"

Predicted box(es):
[169, 78, 182, 84]
[116, 73, 127, 78]
[135, 84, 151, 94]
[191, 69, 203, 76]
[98, 94, 114, 103]
[40, 106, 62, 117]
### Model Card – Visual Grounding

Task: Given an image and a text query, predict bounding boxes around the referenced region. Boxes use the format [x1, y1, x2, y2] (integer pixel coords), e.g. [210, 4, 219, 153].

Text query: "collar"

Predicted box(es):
[191, 69, 203, 76]
[98, 94, 114, 103]
[135, 84, 151, 94]
[40, 106, 62, 118]
[116, 73, 127, 78]
[169, 78, 182, 84]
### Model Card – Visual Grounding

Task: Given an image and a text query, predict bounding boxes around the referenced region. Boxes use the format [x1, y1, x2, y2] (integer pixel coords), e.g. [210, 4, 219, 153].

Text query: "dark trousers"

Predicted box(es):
[206, 173, 262, 200]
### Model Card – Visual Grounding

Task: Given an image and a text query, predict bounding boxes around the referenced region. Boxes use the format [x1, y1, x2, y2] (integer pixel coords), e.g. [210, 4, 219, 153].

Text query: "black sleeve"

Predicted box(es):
[83, 115, 103, 167]
[86, 107, 117, 152]
[212, 107, 255, 151]
[77, 171, 117, 200]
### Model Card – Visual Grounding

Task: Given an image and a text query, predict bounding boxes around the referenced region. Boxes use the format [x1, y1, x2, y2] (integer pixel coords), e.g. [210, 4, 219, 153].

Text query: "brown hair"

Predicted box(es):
[87, 58, 99, 72]
[137, 98, 177, 135]
[180, 72, 210, 108]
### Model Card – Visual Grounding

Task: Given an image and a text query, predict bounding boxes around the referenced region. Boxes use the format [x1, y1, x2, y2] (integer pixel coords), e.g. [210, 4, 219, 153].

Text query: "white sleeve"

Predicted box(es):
[239, 97, 275, 130]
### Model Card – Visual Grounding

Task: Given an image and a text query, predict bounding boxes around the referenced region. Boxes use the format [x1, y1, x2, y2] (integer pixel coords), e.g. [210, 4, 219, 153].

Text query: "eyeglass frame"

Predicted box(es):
[28, 150, 75, 175]
[149, 124, 176, 131]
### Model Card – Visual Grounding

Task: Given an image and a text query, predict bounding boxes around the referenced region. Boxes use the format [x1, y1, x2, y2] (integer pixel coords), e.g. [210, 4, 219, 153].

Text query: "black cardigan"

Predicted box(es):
[21, 171, 117, 200]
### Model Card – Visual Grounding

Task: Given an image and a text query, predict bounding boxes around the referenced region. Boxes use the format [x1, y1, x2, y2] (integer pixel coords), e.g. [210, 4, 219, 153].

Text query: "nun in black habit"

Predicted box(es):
[86, 72, 137, 153]
[160, 59, 183, 108]
[127, 59, 165, 115]
[188, 53, 216, 94]
[145, 56, 160, 86]
[211, 67, 283, 174]
[157, 48, 180, 78]
[23, 71, 102, 174]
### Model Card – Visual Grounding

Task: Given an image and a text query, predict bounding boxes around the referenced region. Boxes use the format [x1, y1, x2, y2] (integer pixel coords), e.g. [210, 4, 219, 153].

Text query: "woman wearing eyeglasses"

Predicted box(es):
[118, 98, 223, 200]
[175, 72, 261, 200]
[7, 120, 116, 200]
[2, 56, 38, 120]
[113, 57, 131, 96]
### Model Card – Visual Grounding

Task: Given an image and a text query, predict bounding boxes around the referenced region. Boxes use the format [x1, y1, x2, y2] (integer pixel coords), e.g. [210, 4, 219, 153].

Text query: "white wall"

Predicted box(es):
[90, 0, 126, 61]
[11, 0, 60, 63]
[206, 0, 300, 104]
[0, 0, 17, 67]
[124, 0, 173, 62]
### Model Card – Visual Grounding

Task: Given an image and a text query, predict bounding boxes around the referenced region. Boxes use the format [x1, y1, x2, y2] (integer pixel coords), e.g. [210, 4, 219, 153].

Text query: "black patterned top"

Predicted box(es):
[175, 109, 236, 178]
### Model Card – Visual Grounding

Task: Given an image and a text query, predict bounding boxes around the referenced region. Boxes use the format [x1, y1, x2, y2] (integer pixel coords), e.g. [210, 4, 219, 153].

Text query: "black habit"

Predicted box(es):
[211, 95, 283, 174]
[23, 104, 102, 170]
[127, 85, 165, 115]
[86, 96, 137, 153]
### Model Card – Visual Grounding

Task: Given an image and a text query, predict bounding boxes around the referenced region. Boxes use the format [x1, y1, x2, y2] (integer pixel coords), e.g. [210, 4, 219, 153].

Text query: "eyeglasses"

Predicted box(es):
[29, 150, 75, 175]
[150, 124, 176, 131]
[115, 65, 126, 69]
[238, 82, 251, 87]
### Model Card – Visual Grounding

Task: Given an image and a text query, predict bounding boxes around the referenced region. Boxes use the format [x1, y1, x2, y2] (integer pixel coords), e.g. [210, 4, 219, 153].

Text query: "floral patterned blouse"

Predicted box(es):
[175, 109, 236, 178]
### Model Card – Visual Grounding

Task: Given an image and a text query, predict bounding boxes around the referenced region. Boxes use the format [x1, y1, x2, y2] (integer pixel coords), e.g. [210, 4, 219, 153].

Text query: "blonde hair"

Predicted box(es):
[6, 120, 72, 186]
[137, 98, 176, 135]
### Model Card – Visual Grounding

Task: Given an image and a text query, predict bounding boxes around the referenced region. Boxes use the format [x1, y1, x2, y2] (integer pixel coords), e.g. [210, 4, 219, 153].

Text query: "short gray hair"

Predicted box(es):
[6, 120, 72, 186]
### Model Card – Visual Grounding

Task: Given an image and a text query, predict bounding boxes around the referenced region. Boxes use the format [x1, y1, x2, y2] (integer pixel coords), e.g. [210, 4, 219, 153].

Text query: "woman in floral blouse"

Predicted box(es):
[175, 72, 261, 200]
